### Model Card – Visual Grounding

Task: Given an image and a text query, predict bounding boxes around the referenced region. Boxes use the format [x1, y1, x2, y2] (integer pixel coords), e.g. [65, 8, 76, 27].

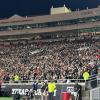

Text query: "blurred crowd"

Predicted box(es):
[0, 38, 100, 83]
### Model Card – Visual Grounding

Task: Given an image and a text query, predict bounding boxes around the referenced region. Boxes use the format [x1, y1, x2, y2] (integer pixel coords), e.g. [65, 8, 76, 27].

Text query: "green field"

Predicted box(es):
[0, 97, 30, 100]
[0, 97, 13, 100]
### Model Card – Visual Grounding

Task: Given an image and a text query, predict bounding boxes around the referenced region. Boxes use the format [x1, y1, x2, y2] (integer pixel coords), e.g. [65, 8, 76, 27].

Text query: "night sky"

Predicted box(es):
[0, 0, 100, 18]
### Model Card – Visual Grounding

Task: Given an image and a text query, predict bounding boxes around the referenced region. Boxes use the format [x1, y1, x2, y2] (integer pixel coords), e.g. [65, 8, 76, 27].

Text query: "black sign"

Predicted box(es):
[1, 84, 75, 100]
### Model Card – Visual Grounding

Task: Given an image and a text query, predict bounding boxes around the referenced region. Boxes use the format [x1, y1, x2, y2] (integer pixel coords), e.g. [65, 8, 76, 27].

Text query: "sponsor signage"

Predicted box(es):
[12, 89, 42, 95]
[1, 84, 75, 100]
[66, 86, 74, 93]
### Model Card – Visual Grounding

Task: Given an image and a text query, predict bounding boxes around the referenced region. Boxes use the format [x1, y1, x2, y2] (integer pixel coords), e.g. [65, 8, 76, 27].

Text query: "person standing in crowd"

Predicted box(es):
[29, 90, 34, 100]
[3, 74, 10, 83]
[14, 74, 20, 83]
[0, 81, 2, 96]
[74, 82, 82, 100]
[83, 71, 90, 81]
[83, 71, 90, 90]
[14, 92, 21, 100]
[32, 80, 38, 99]
[41, 81, 48, 100]
[48, 80, 56, 100]
[25, 90, 33, 100]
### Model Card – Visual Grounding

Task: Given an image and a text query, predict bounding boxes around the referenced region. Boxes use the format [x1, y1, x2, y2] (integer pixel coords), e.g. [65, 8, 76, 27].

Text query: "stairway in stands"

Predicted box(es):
[81, 74, 100, 100]
[82, 89, 90, 100]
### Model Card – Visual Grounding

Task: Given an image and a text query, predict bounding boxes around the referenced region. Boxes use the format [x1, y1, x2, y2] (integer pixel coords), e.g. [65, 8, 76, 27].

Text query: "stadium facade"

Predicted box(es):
[0, 6, 100, 40]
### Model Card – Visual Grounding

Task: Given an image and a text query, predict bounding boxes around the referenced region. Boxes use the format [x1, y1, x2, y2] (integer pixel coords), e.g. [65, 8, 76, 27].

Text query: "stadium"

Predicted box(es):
[0, 5, 100, 100]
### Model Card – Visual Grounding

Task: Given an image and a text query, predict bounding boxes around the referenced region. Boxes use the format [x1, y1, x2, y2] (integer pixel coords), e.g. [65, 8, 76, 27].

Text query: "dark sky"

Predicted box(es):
[0, 0, 100, 18]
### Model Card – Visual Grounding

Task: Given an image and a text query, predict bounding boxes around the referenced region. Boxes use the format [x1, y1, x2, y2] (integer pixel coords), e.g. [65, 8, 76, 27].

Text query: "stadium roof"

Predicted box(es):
[8, 14, 23, 20]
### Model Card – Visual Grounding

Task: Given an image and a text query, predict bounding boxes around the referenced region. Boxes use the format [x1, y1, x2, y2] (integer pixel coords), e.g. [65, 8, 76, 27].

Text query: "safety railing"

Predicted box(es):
[0, 74, 99, 84]
[1, 78, 85, 84]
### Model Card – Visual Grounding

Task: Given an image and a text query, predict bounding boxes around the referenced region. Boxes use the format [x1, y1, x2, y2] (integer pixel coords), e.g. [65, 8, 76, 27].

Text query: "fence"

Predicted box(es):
[90, 87, 100, 100]
[1, 78, 85, 83]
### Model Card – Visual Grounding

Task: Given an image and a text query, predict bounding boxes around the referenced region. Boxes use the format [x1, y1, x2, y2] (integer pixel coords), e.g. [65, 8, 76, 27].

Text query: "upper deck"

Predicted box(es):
[0, 7, 100, 36]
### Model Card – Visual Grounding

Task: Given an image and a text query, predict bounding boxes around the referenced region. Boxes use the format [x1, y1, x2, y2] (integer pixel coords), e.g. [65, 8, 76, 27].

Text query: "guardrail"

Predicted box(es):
[1, 73, 100, 85]
[1, 78, 85, 84]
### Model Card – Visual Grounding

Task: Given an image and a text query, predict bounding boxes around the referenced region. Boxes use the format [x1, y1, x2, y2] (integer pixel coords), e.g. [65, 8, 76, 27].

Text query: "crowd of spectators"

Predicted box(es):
[0, 38, 100, 83]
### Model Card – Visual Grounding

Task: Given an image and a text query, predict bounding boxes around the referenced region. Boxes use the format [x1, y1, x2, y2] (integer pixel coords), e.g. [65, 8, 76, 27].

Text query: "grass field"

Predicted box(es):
[0, 97, 13, 100]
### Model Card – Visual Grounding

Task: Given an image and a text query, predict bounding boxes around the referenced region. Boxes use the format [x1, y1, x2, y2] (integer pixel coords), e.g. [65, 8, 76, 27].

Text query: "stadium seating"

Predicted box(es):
[0, 38, 99, 83]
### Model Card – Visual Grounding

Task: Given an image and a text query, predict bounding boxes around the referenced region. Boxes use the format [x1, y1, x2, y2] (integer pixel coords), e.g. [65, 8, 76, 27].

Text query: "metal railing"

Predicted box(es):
[1, 78, 85, 85]
[1, 73, 100, 85]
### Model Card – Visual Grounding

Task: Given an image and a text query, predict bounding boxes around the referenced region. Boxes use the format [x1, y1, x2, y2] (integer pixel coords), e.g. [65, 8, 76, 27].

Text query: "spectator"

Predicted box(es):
[14, 74, 20, 83]
[0, 38, 99, 82]
[48, 80, 56, 100]
[74, 82, 82, 100]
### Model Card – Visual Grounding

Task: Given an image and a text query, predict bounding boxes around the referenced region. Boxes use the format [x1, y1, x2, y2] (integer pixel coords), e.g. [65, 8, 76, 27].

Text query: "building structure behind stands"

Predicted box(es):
[0, 6, 100, 39]
[50, 5, 71, 15]
[0, 6, 100, 41]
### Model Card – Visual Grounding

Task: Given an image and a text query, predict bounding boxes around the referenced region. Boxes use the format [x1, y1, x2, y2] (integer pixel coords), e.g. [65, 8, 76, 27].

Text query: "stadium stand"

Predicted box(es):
[0, 38, 99, 83]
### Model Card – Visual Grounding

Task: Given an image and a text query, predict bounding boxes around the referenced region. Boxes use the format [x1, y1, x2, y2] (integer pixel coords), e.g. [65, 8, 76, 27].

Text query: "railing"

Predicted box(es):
[1, 73, 100, 86]
[1, 74, 99, 83]
[1, 78, 85, 84]
[90, 87, 100, 100]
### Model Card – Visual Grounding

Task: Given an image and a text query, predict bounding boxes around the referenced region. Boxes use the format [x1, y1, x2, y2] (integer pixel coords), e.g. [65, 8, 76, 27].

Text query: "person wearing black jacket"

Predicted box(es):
[0, 84, 2, 97]
[14, 92, 21, 100]
[41, 81, 48, 100]
[0, 82, 1, 96]
[74, 82, 82, 100]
